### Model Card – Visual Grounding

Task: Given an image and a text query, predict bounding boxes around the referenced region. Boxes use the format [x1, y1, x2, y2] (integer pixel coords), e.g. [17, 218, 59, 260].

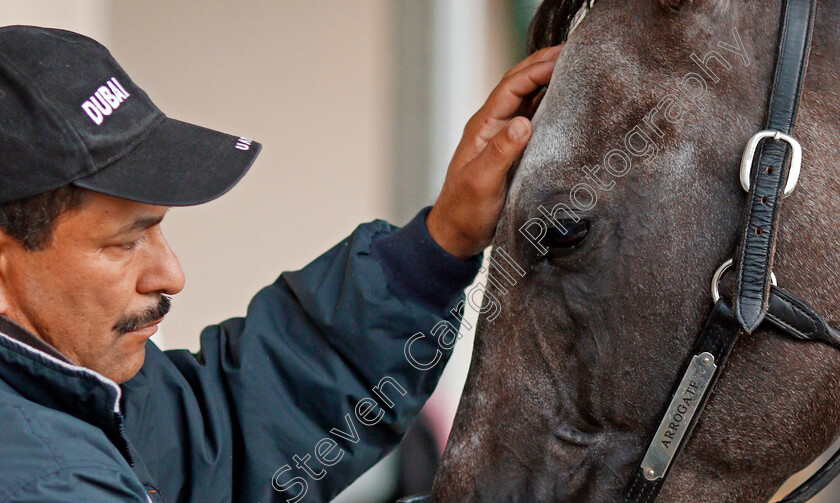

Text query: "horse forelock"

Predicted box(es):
[527, 0, 593, 53]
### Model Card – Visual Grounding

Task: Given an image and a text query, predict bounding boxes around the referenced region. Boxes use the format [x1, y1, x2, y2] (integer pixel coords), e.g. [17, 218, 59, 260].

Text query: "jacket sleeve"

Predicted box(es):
[2, 466, 149, 503]
[121, 207, 482, 503]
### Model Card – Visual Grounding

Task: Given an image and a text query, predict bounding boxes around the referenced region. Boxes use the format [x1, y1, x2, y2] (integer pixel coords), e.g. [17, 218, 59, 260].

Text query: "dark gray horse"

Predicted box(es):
[434, 0, 840, 501]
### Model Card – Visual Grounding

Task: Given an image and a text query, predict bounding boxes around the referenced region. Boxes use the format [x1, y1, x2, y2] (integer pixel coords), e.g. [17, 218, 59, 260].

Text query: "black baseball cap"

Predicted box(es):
[0, 25, 262, 206]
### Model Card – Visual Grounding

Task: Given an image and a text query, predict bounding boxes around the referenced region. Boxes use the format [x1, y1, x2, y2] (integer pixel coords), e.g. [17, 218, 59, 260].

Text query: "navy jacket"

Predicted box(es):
[0, 207, 481, 502]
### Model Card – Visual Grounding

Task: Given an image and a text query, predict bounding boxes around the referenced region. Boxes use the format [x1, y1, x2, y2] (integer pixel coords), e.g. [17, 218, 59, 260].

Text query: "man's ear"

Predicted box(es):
[0, 230, 18, 315]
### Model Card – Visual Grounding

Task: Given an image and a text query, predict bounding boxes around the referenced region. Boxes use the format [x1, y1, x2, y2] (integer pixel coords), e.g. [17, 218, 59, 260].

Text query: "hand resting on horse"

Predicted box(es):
[426, 44, 564, 260]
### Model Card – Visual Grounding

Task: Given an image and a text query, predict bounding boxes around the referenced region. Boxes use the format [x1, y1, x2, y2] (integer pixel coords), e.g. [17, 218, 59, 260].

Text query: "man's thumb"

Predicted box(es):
[481, 117, 531, 173]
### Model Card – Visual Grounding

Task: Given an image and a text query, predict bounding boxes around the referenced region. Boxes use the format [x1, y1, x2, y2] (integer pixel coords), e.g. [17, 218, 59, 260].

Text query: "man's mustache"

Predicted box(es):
[113, 295, 172, 334]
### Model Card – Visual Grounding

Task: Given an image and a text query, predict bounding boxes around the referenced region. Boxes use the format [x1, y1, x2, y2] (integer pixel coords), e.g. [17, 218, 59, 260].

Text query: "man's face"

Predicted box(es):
[0, 191, 185, 383]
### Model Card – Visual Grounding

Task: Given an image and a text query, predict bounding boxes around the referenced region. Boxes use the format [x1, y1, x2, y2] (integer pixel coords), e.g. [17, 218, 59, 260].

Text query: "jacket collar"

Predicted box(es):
[0, 315, 73, 363]
[0, 315, 133, 464]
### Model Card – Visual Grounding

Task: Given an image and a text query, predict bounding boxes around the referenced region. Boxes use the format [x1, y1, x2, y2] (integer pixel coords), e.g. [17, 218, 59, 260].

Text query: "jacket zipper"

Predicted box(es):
[115, 412, 136, 468]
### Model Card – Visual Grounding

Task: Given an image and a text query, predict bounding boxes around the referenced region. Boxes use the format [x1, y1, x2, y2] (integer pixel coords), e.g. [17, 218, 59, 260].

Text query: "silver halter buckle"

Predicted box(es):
[739, 130, 801, 198]
[711, 258, 777, 303]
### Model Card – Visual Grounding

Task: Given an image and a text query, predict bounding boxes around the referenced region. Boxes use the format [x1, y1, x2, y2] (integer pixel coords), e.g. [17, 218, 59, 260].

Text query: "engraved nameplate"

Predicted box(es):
[640, 352, 717, 481]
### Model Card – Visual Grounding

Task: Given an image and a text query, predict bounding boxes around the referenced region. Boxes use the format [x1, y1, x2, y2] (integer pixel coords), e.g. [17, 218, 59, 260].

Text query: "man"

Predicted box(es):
[0, 26, 560, 502]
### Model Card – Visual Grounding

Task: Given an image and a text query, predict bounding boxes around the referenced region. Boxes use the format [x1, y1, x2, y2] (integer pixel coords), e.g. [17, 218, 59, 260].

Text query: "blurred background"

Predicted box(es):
[1, 1, 837, 502]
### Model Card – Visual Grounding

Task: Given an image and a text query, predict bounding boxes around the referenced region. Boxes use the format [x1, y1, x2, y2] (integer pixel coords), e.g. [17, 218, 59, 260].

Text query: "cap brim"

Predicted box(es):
[73, 117, 261, 206]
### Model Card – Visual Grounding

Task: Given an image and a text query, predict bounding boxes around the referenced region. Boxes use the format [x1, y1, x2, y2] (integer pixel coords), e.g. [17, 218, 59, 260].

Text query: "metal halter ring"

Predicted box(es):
[740, 130, 802, 198]
[711, 258, 777, 303]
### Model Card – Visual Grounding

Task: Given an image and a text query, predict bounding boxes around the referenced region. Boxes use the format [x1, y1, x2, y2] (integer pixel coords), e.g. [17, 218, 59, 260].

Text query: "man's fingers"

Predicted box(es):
[482, 60, 556, 124]
[503, 44, 563, 79]
[464, 60, 553, 146]
[428, 47, 560, 259]
[461, 45, 562, 150]
[470, 117, 531, 187]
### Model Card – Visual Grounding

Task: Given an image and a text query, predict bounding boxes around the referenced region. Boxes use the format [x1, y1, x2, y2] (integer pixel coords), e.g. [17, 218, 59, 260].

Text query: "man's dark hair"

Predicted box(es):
[0, 185, 89, 250]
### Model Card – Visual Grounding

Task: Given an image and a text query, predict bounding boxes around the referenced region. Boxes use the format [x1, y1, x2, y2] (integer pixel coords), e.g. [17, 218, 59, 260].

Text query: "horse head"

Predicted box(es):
[435, 0, 840, 501]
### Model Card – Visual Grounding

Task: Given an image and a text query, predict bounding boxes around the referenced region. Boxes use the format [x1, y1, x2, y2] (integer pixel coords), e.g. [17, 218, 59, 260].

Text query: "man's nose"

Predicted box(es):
[137, 227, 185, 296]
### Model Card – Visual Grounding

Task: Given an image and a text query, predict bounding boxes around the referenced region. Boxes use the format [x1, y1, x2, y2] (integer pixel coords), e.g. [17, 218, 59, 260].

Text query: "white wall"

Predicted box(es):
[0, 0, 111, 42]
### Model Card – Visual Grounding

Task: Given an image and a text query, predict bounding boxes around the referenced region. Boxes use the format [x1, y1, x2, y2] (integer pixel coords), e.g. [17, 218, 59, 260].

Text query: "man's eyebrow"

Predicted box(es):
[115, 215, 166, 235]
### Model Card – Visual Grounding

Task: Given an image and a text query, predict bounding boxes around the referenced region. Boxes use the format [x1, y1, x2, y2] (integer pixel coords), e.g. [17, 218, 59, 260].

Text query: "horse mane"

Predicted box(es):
[527, 0, 593, 53]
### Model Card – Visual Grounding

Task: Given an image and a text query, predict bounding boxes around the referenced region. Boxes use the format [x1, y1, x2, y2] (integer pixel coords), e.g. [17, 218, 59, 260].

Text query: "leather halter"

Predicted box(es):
[621, 1, 838, 501]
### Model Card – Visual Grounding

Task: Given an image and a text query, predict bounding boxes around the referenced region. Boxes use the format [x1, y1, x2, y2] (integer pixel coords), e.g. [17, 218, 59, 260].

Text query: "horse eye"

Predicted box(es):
[545, 219, 590, 249]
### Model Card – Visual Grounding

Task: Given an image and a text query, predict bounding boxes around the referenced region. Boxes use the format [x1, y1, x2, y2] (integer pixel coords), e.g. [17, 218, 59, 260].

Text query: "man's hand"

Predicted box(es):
[427, 44, 564, 259]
